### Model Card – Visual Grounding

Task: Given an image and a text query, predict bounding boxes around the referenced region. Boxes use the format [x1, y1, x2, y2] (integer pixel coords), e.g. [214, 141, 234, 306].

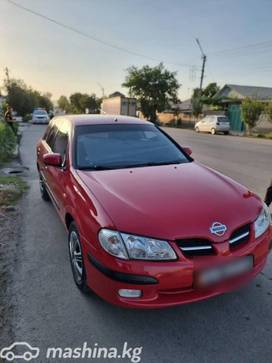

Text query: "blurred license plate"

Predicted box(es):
[197, 256, 253, 287]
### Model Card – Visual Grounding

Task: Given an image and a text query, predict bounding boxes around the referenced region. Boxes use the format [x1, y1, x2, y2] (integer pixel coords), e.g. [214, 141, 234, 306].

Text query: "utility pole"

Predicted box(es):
[195, 38, 206, 90]
[97, 82, 105, 98]
[4, 67, 10, 87]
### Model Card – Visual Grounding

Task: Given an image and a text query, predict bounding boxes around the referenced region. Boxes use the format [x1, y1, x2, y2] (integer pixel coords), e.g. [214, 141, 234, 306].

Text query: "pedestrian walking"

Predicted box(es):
[4, 105, 17, 136]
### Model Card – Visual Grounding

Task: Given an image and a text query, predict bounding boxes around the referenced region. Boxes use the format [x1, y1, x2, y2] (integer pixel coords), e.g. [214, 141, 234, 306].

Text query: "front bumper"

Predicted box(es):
[83, 227, 272, 308]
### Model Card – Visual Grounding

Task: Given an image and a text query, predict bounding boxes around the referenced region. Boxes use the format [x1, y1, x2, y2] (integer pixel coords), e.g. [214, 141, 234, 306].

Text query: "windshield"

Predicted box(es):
[34, 110, 47, 115]
[218, 117, 229, 123]
[75, 124, 190, 170]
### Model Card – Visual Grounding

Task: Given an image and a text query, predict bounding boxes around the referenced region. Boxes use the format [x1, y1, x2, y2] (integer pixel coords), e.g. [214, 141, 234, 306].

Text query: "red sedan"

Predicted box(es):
[37, 115, 272, 308]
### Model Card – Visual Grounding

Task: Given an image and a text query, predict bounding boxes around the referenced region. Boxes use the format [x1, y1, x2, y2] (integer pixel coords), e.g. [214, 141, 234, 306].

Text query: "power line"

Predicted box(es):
[5, 0, 194, 69]
[209, 40, 272, 56]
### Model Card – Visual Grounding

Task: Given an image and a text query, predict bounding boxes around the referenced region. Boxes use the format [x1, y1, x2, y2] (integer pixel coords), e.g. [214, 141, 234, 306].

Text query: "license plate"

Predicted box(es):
[197, 256, 253, 287]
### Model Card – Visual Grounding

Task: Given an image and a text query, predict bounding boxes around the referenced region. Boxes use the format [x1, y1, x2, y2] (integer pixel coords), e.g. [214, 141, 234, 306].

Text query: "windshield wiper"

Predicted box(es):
[123, 160, 184, 168]
[77, 165, 116, 171]
[78, 160, 184, 171]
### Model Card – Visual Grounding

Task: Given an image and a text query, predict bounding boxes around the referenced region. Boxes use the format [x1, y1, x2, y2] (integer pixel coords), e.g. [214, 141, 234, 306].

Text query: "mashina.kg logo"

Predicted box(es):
[0, 342, 40, 361]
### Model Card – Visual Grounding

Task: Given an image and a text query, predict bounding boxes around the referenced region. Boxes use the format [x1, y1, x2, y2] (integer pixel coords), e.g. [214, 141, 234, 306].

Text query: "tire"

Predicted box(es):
[195, 127, 200, 133]
[24, 352, 33, 361]
[39, 172, 50, 201]
[68, 222, 88, 292]
[211, 128, 216, 135]
[5, 352, 15, 361]
[224, 131, 229, 135]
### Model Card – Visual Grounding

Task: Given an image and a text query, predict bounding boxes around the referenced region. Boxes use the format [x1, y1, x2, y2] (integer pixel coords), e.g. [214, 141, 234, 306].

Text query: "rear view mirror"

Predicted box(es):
[183, 147, 192, 156]
[43, 153, 62, 167]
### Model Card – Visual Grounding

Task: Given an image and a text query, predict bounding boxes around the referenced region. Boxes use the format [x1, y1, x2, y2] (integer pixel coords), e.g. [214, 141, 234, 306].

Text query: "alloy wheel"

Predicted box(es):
[69, 231, 83, 284]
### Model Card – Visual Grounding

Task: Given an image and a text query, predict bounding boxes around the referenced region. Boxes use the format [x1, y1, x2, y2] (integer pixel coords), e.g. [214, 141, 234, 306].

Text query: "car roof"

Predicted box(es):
[56, 114, 152, 126]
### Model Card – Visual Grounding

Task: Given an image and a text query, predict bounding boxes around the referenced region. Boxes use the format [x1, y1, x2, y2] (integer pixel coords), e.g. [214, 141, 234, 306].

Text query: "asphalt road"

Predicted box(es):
[9, 125, 272, 363]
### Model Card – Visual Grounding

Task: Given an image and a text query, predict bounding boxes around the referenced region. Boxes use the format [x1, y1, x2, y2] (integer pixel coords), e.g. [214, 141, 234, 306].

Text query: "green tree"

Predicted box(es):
[58, 93, 101, 114]
[202, 82, 220, 98]
[4, 79, 53, 117]
[191, 88, 203, 118]
[37, 93, 53, 112]
[265, 100, 272, 123]
[58, 95, 71, 113]
[241, 97, 264, 135]
[122, 63, 180, 122]
[82, 94, 101, 114]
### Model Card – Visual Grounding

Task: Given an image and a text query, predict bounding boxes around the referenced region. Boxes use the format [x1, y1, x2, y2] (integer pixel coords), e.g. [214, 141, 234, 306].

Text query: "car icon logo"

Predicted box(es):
[0, 342, 40, 361]
[210, 222, 227, 236]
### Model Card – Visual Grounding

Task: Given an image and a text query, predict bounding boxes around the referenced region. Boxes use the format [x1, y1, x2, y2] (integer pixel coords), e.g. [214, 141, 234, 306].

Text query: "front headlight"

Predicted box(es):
[98, 229, 177, 261]
[98, 229, 128, 259]
[121, 233, 177, 260]
[254, 203, 271, 239]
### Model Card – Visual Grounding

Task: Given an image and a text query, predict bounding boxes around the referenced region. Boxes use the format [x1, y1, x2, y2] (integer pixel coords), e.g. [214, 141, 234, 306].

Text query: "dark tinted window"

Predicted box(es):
[218, 117, 229, 123]
[43, 125, 51, 140]
[75, 124, 190, 170]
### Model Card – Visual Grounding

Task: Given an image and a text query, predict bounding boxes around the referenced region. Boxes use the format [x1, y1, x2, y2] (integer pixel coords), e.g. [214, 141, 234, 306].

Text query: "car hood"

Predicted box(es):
[77, 162, 262, 241]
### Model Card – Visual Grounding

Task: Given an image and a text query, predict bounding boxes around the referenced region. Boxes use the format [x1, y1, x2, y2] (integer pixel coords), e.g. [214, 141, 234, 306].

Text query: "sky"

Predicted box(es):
[1, 0, 272, 102]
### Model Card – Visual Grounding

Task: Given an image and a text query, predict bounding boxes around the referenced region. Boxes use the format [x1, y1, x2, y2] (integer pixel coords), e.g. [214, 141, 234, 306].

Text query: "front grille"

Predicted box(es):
[229, 224, 250, 248]
[176, 239, 215, 257]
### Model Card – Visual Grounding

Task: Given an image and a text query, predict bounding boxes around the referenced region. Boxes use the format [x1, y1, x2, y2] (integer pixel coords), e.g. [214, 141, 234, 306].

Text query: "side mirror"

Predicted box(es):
[43, 153, 62, 167]
[183, 147, 192, 156]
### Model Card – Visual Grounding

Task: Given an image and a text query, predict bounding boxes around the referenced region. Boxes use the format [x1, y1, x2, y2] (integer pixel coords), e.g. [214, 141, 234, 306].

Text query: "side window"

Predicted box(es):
[46, 125, 58, 150]
[43, 124, 51, 140]
[54, 130, 68, 162]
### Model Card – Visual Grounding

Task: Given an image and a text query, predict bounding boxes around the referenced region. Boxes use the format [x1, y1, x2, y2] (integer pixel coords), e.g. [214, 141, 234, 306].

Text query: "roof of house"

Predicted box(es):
[165, 99, 192, 112]
[108, 91, 126, 98]
[217, 84, 272, 100]
[179, 98, 192, 111]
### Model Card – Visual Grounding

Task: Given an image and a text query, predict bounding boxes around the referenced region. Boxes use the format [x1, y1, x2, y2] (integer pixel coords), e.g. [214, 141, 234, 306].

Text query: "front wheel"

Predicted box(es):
[39, 173, 50, 201]
[224, 131, 229, 135]
[211, 128, 216, 135]
[68, 222, 88, 292]
[195, 127, 200, 133]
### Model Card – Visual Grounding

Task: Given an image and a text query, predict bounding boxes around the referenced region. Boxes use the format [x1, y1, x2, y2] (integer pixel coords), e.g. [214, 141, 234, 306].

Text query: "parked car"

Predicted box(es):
[36, 115, 271, 308]
[195, 115, 230, 135]
[32, 108, 49, 124]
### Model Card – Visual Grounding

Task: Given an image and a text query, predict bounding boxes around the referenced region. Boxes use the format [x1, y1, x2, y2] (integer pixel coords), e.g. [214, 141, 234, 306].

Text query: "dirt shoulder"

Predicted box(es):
[0, 206, 22, 347]
[0, 175, 27, 347]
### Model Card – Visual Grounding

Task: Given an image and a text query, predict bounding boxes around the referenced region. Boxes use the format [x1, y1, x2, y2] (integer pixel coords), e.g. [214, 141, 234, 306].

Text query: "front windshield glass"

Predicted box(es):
[34, 110, 47, 115]
[218, 117, 229, 122]
[75, 124, 190, 170]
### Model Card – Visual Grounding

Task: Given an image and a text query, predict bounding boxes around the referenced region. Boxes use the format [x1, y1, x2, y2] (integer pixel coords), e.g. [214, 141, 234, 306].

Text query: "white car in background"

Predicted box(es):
[32, 109, 49, 124]
[195, 115, 230, 135]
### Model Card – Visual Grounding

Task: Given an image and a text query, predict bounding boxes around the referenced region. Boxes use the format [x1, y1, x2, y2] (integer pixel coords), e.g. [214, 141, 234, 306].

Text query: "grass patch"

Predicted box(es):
[0, 122, 17, 164]
[253, 132, 272, 139]
[0, 175, 28, 207]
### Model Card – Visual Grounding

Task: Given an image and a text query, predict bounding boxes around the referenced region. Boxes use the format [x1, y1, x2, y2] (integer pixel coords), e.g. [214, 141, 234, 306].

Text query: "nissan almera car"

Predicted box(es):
[37, 115, 272, 308]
